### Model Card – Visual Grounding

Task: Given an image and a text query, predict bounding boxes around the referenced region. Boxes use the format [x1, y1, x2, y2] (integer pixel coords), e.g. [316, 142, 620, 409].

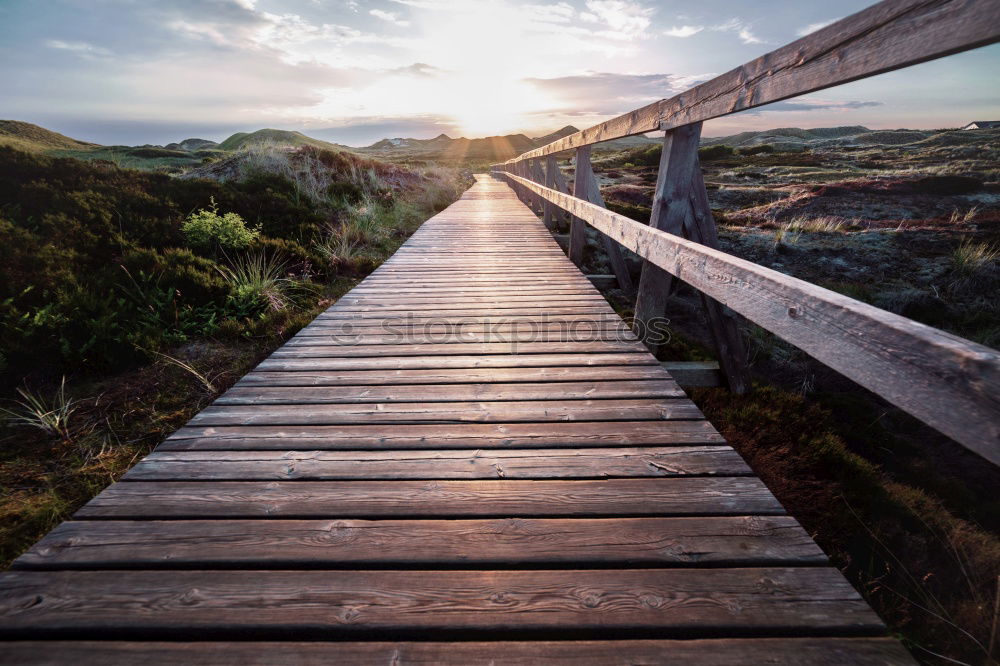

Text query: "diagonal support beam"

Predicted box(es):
[634, 123, 751, 393]
[572, 146, 634, 292]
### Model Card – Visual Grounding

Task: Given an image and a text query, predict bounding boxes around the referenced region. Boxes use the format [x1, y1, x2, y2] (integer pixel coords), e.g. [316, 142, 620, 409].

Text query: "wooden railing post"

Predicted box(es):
[529, 159, 547, 217]
[572, 146, 634, 292]
[568, 147, 590, 266]
[543, 155, 557, 230]
[633, 122, 750, 392]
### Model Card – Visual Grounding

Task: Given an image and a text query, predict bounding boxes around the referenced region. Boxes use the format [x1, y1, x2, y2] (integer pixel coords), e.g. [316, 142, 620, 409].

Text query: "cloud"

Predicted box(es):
[580, 0, 654, 40]
[369, 9, 410, 26]
[713, 18, 765, 45]
[524, 2, 575, 23]
[387, 0, 451, 9]
[796, 18, 838, 36]
[43, 39, 113, 59]
[664, 25, 703, 38]
[748, 99, 884, 113]
[524, 71, 696, 115]
[389, 62, 442, 77]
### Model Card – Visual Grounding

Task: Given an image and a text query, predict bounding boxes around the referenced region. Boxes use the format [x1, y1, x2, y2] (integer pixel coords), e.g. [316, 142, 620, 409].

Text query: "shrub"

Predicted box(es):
[182, 198, 260, 254]
[911, 175, 982, 195]
[738, 144, 775, 156]
[120, 248, 230, 307]
[698, 144, 735, 160]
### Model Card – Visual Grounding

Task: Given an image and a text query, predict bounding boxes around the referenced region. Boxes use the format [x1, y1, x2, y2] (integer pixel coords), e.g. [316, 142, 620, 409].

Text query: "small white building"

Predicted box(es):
[962, 121, 1000, 130]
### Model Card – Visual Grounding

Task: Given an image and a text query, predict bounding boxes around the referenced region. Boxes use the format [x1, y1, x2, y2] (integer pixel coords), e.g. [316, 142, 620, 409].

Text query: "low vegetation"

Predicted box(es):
[563, 126, 1000, 665]
[0, 141, 470, 567]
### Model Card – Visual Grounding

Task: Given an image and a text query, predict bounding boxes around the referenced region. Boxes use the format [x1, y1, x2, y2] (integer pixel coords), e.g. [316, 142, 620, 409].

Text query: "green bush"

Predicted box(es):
[182, 199, 260, 254]
[738, 144, 775, 156]
[698, 144, 735, 160]
[120, 248, 230, 306]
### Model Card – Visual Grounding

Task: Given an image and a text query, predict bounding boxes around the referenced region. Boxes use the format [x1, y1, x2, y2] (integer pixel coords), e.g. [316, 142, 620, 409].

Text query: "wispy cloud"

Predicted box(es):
[664, 25, 703, 38]
[369, 9, 410, 26]
[525, 71, 690, 114]
[796, 18, 839, 36]
[387, 0, 451, 9]
[713, 18, 765, 45]
[580, 0, 655, 40]
[752, 99, 884, 113]
[43, 39, 113, 59]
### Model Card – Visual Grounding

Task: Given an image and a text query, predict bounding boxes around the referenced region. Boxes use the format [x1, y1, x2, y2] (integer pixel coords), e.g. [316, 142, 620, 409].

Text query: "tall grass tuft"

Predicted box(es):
[217, 252, 292, 313]
[146, 349, 218, 394]
[952, 238, 999, 278]
[0, 377, 79, 444]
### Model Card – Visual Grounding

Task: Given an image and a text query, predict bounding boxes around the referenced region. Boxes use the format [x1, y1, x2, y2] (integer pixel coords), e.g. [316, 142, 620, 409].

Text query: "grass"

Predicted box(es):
[217, 251, 293, 313]
[0, 377, 79, 445]
[952, 238, 1000, 278]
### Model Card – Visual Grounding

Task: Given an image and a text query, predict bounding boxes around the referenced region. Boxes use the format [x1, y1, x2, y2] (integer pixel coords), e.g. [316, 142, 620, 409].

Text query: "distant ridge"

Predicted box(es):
[218, 128, 345, 152]
[358, 124, 657, 161]
[702, 126, 872, 150]
[0, 120, 99, 151]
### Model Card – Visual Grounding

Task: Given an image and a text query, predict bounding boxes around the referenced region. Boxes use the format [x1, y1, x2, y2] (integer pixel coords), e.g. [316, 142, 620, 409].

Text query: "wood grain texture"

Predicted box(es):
[505, 172, 1000, 463]
[0, 639, 916, 665]
[0, 568, 883, 637]
[186, 398, 704, 426]
[15, 516, 822, 569]
[160, 419, 727, 450]
[214, 380, 684, 404]
[235, 365, 672, 387]
[123, 446, 750, 480]
[74, 478, 783, 518]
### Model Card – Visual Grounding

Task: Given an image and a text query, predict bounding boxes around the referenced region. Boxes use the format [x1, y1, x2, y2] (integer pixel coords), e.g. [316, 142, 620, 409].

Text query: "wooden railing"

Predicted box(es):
[492, 0, 1000, 465]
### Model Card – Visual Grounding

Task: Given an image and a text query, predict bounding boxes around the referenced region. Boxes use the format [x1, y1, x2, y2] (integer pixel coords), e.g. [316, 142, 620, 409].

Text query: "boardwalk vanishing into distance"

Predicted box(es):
[4, 0, 1000, 661]
[0, 176, 912, 663]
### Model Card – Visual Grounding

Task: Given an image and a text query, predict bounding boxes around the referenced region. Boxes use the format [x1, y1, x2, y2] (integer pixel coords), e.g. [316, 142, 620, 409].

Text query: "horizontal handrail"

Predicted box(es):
[502, 172, 1000, 465]
[503, 0, 1000, 162]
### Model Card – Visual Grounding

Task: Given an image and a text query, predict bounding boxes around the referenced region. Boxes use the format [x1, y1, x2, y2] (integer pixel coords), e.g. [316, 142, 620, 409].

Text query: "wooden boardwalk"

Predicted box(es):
[0, 176, 912, 664]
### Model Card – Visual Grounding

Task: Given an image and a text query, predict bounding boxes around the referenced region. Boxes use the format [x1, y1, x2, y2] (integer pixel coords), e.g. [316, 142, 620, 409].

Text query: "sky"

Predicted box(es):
[1, 0, 998, 147]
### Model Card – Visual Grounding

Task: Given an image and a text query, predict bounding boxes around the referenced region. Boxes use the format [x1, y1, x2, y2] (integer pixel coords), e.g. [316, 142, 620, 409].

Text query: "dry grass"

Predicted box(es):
[0, 378, 80, 445]
[952, 238, 1000, 277]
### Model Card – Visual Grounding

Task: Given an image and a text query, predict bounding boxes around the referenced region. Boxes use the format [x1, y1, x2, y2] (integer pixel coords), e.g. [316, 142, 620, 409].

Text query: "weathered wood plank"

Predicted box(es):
[160, 420, 727, 450]
[215, 381, 684, 405]
[237, 366, 671, 387]
[186, 398, 703, 426]
[0, 638, 916, 665]
[0, 568, 882, 637]
[255, 353, 659, 371]
[74, 478, 783, 518]
[16, 516, 820, 569]
[123, 446, 749, 480]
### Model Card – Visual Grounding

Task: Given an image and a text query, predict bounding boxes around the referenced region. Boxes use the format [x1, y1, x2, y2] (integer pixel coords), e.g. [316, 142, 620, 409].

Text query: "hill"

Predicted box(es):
[701, 126, 872, 151]
[0, 120, 99, 152]
[358, 125, 657, 163]
[218, 129, 345, 152]
[164, 138, 218, 151]
[531, 125, 580, 146]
